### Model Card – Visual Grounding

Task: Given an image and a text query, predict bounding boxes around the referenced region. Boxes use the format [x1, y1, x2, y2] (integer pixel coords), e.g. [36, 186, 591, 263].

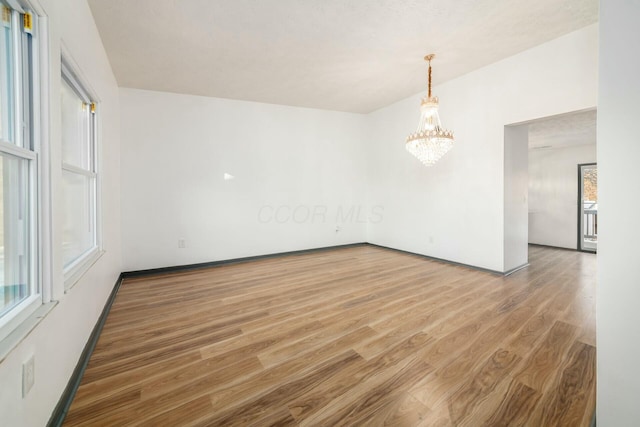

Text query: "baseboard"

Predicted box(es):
[504, 263, 530, 276]
[47, 274, 124, 427]
[123, 242, 541, 279]
[529, 242, 597, 255]
[366, 243, 512, 275]
[121, 242, 367, 278]
[528, 243, 578, 251]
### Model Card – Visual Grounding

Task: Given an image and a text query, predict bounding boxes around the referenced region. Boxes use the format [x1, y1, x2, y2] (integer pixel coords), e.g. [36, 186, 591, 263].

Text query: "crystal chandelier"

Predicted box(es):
[406, 54, 454, 166]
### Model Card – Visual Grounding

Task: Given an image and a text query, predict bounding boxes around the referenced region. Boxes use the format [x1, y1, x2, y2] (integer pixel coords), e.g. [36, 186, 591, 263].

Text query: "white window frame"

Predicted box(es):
[60, 54, 102, 290]
[0, 1, 42, 344]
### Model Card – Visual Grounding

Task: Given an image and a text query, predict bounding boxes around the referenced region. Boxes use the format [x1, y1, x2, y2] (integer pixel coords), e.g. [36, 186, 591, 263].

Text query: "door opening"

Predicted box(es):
[578, 163, 597, 252]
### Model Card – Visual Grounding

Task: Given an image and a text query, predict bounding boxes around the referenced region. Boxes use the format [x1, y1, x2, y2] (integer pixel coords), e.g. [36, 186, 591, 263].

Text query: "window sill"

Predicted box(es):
[64, 249, 105, 292]
[0, 301, 57, 363]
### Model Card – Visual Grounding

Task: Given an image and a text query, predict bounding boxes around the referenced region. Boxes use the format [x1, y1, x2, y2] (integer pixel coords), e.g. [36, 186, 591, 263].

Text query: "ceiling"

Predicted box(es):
[528, 110, 597, 149]
[88, 0, 598, 113]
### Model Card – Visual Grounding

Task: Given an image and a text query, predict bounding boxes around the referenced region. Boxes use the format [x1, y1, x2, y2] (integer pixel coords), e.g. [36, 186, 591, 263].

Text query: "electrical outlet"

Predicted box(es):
[178, 239, 186, 248]
[22, 355, 35, 398]
[429, 236, 434, 244]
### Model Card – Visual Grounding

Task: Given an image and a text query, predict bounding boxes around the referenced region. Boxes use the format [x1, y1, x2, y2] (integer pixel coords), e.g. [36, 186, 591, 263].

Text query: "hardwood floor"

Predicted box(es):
[64, 244, 596, 426]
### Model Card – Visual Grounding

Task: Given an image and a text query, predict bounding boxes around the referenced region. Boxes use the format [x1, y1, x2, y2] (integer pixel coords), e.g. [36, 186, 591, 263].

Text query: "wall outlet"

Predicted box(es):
[22, 355, 35, 398]
[428, 236, 434, 244]
[178, 239, 186, 248]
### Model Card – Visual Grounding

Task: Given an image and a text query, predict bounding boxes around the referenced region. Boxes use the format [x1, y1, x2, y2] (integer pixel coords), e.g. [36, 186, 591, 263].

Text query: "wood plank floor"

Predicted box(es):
[64, 244, 596, 426]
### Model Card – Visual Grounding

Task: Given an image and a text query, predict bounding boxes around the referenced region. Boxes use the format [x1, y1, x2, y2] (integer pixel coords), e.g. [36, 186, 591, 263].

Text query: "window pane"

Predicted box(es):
[0, 6, 14, 143]
[0, 153, 31, 319]
[62, 170, 95, 267]
[61, 78, 90, 170]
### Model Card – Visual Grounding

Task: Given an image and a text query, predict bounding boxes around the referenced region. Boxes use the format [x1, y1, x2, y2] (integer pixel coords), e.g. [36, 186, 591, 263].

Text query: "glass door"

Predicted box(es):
[579, 163, 597, 252]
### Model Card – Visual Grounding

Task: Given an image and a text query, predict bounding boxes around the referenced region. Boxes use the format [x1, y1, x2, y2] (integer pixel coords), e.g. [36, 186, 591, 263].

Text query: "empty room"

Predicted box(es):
[0, 0, 638, 426]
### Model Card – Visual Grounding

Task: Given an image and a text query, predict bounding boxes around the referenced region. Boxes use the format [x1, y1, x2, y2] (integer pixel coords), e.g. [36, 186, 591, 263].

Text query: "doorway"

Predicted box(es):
[524, 109, 597, 251]
[578, 163, 598, 252]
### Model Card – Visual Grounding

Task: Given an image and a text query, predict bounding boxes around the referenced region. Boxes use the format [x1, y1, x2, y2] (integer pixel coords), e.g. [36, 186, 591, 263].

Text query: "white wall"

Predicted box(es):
[0, 0, 121, 425]
[528, 144, 596, 249]
[597, 0, 640, 425]
[119, 26, 598, 275]
[366, 24, 598, 272]
[120, 89, 368, 271]
[504, 125, 529, 271]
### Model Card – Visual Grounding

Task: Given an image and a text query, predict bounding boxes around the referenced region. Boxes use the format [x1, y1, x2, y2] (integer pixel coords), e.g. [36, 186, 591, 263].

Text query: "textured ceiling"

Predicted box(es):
[528, 110, 597, 149]
[88, 0, 598, 113]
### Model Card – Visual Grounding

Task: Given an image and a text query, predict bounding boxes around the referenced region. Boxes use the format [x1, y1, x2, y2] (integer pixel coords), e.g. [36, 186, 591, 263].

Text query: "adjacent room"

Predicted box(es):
[527, 110, 598, 253]
[0, 0, 639, 426]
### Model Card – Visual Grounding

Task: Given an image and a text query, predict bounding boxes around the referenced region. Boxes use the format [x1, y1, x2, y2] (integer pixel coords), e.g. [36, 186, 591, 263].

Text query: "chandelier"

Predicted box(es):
[406, 54, 454, 166]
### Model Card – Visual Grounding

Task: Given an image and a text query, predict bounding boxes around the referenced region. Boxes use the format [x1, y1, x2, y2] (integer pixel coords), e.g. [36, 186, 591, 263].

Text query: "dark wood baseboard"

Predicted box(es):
[528, 242, 578, 251]
[47, 274, 124, 427]
[504, 262, 530, 276]
[529, 242, 597, 254]
[366, 242, 511, 275]
[121, 242, 368, 279]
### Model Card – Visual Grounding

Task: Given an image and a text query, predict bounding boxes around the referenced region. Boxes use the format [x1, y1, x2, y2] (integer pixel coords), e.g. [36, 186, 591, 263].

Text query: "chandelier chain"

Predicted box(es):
[428, 62, 432, 98]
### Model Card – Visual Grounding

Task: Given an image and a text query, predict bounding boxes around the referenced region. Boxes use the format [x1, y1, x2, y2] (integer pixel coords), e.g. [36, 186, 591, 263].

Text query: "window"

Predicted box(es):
[0, 2, 39, 341]
[61, 61, 99, 287]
